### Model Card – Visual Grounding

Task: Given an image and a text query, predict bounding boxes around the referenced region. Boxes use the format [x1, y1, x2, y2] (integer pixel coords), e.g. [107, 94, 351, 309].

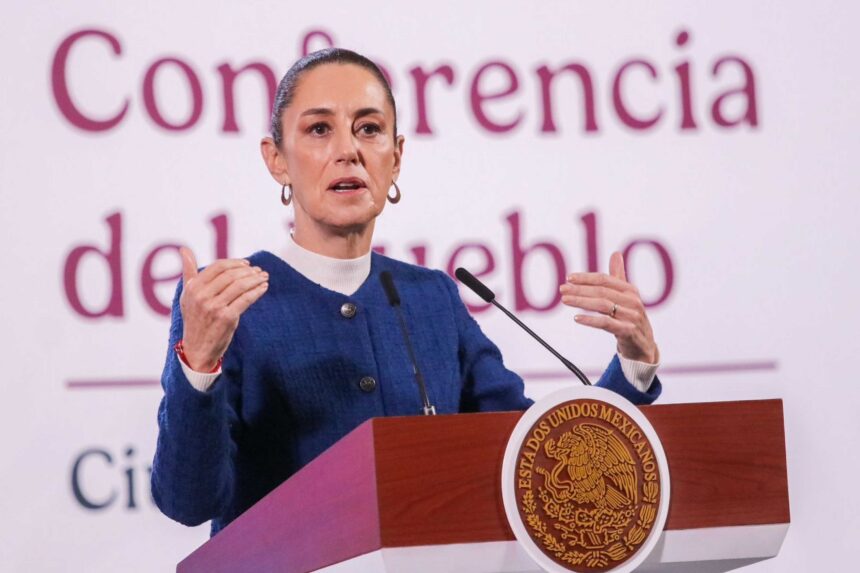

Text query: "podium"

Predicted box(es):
[177, 399, 789, 573]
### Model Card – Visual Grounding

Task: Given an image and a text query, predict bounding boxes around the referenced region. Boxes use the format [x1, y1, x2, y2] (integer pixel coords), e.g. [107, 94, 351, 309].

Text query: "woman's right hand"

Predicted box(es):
[178, 247, 269, 371]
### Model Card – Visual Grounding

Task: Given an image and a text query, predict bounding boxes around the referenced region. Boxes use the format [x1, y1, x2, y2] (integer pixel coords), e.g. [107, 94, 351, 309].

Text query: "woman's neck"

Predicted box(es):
[281, 234, 371, 296]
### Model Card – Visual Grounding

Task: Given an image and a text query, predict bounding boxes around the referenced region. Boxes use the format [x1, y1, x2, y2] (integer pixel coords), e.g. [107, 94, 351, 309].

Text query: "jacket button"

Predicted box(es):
[340, 302, 357, 318]
[359, 376, 377, 392]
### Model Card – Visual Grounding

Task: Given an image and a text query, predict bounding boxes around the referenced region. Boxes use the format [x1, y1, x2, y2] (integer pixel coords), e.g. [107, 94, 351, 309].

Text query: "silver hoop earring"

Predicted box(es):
[387, 181, 401, 204]
[281, 183, 292, 206]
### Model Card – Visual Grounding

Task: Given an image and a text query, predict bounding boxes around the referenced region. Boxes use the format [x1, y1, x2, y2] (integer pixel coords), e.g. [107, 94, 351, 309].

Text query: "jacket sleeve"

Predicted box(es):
[150, 281, 242, 527]
[595, 354, 662, 405]
[441, 272, 662, 411]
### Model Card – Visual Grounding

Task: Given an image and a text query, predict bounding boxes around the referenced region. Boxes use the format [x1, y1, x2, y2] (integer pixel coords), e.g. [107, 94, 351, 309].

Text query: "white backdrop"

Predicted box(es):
[2, 1, 859, 571]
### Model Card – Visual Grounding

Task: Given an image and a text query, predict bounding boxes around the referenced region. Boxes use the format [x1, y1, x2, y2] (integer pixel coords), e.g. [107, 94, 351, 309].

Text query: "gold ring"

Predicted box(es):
[610, 303, 618, 318]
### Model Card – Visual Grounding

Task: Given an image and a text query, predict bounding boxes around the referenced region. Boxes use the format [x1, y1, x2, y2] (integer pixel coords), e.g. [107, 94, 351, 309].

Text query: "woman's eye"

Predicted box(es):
[308, 123, 330, 135]
[358, 123, 382, 135]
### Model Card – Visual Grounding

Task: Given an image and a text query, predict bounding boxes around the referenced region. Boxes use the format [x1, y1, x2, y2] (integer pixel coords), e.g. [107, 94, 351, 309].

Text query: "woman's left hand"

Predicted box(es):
[559, 251, 659, 364]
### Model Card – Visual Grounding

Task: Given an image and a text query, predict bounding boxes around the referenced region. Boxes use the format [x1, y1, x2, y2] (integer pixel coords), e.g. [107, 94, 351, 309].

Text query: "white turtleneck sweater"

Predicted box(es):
[181, 237, 658, 393]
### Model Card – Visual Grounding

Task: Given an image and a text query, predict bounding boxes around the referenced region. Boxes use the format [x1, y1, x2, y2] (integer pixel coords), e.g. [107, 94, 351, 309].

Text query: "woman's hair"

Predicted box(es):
[270, 48, 397, 147]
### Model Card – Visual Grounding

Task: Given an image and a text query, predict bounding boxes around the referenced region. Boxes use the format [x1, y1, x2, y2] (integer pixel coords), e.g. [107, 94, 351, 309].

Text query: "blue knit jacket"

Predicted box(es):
[151, 251, 661, 535]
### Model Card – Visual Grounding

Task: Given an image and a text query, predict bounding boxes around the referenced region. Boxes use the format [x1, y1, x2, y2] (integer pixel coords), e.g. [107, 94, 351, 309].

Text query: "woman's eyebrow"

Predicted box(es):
[354, 107, 384, 119]
[299, 107, 384, 119]
[300, 107, 334, 117]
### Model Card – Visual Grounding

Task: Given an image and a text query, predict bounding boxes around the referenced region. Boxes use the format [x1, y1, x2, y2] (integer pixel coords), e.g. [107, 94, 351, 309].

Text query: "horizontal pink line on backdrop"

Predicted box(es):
[65, 360, 778, 390]
[527, 360, 779, 380]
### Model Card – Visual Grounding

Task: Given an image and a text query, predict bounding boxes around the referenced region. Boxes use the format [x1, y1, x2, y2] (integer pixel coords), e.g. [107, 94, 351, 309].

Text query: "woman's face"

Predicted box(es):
[266, 63, 404, 238]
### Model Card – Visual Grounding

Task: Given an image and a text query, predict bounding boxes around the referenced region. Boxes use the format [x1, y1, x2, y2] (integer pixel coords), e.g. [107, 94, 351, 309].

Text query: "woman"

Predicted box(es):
[151, 49, 661, 536]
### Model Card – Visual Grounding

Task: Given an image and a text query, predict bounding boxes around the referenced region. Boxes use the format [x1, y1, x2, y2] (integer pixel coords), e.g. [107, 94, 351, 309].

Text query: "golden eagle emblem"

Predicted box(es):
[539, 423, 638, 512]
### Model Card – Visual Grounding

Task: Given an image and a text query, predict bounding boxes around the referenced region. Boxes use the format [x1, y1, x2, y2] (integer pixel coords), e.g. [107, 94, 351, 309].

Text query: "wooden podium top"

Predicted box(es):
[178, 399, 789, 573]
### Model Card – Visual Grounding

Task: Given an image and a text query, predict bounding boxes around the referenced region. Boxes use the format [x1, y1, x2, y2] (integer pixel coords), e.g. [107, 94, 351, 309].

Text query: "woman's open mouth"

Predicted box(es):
[328, 177, 367, 194]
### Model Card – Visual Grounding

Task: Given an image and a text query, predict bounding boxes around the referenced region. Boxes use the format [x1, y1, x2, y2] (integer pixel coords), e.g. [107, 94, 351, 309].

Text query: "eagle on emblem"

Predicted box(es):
[538, 423, 638, 510]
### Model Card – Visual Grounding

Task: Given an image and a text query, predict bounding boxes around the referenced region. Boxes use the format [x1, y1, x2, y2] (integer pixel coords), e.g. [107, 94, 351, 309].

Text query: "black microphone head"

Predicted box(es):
[379, 271, 401, 306]
[454, 267, 495, 303]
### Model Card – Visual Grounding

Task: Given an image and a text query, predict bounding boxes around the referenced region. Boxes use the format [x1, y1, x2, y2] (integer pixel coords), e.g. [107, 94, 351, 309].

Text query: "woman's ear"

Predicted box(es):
[392, 135, 405, 181]
[260, 137, 291, 186]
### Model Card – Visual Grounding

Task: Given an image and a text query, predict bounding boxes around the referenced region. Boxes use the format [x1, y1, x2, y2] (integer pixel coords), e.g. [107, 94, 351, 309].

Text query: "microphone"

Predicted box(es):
[380, 271, 437, 415]
[454, 267, 592, 386]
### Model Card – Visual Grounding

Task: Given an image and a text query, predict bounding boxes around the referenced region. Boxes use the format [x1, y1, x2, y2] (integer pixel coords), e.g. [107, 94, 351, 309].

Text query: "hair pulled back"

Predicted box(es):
[270, 48, 397, 147]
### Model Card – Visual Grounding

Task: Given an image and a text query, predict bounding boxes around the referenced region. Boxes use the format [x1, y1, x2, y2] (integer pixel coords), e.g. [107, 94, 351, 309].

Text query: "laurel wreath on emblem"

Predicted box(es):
[520, 423, 660, 568]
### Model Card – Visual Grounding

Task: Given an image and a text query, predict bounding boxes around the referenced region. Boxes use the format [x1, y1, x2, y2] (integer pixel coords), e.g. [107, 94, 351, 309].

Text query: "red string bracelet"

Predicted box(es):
[174, 340, 223, 373]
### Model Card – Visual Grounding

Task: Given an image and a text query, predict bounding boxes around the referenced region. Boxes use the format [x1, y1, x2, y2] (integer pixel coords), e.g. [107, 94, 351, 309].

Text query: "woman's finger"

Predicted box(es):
[228, 281, 269, 314]
[194, 258, 252, 286]
[180, 247, 199, 286]
[215, 271, 270, 307]
[573, 313, 632, 337]
[200, 265, 264, 300]
[609, 251, 627, 282]
[561, 295, 625, 318]
[565, 272, 636, 296]
[559, 283, 642, 309]
[564, 295, 650, 333]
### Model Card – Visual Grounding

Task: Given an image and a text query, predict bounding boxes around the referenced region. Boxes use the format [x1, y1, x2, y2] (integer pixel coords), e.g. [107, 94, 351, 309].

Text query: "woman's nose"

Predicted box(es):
[334, 131, 360, 165]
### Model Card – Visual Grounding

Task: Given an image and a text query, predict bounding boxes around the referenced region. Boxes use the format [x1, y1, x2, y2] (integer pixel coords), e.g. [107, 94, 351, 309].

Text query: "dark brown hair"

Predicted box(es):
[270, 48, 397, 147]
